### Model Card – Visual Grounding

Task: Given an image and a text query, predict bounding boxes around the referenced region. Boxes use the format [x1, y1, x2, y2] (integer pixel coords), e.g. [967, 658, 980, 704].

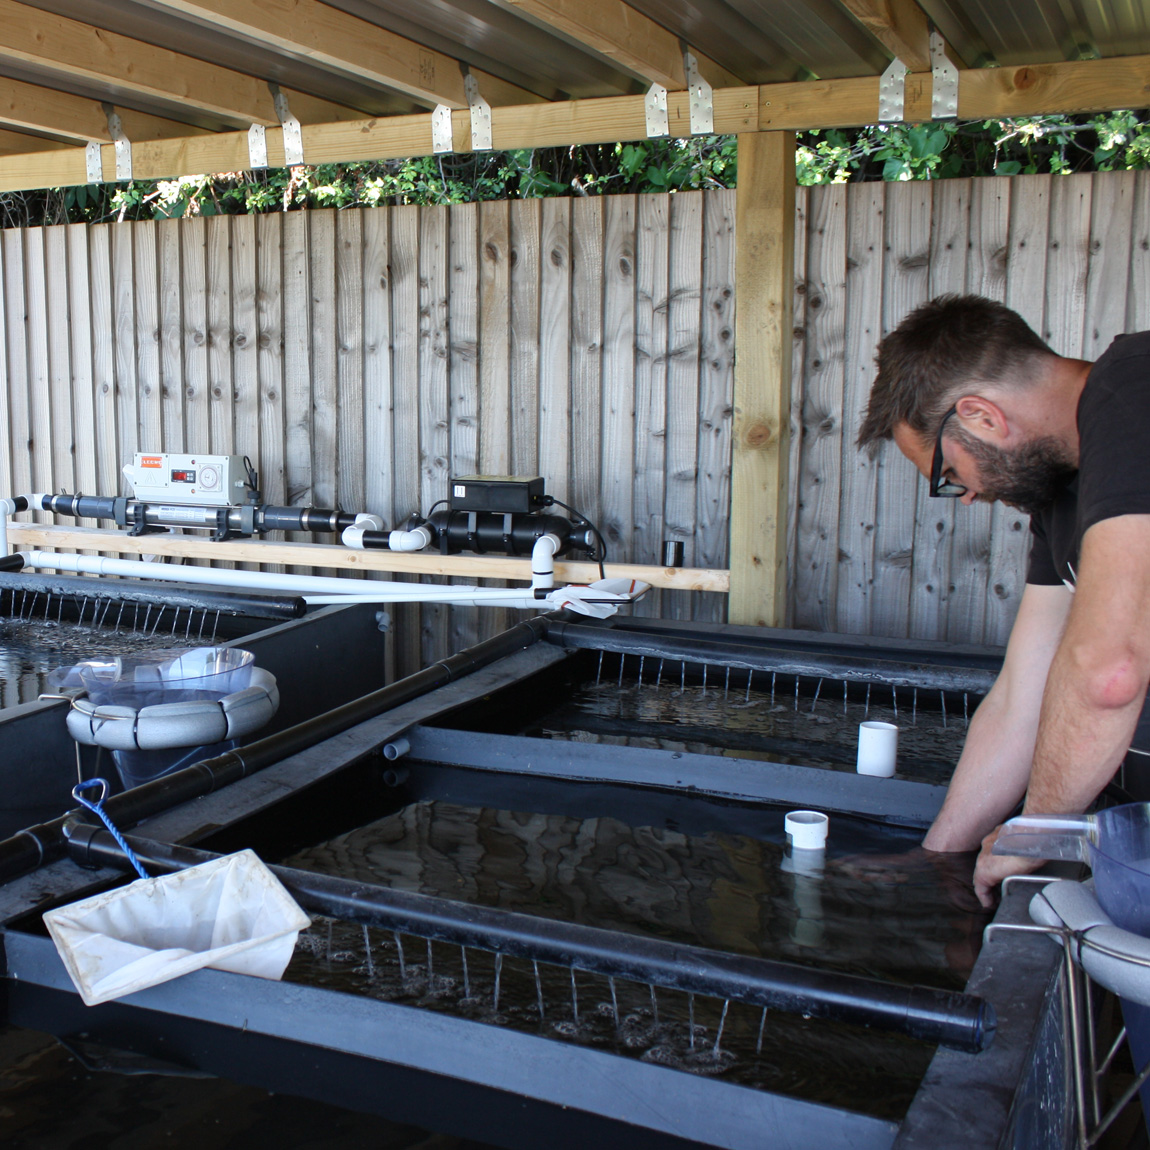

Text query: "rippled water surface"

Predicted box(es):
[284, 793, 989, 1120]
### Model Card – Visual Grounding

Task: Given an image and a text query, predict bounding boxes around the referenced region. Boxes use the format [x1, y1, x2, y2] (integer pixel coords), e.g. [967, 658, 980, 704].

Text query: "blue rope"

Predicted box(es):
[72, 778, 149, 880]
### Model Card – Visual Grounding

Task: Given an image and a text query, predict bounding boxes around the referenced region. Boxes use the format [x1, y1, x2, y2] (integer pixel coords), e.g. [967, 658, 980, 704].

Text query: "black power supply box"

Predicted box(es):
[449, 476, 546, 514]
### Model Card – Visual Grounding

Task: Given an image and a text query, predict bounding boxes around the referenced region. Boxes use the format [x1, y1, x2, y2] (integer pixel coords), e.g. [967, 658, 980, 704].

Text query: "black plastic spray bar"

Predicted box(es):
[0, 615, 552, 884]
[544, 618, 999, 694]
[0, 570, 305, 619]
[64, 826, 996, 1053]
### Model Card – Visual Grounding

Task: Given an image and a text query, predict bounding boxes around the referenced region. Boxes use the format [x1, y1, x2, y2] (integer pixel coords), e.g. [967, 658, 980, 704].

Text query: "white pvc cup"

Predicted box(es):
[857, 720, 898, 777]
[785, 810, 829, 850]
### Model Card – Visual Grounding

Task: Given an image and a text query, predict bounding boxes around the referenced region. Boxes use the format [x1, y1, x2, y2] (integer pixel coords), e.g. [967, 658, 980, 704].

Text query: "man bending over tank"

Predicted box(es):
[858, 295, 1150, 906]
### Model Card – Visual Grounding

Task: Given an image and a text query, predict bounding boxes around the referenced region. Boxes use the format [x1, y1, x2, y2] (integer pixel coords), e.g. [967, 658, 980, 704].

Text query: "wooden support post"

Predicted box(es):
[730, 131, 795, 626]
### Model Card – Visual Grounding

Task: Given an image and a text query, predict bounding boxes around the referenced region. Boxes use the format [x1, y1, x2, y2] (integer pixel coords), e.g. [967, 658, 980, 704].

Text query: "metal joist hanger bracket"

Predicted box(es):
[431, 104, 454, 154]
[878, 57, 908, 123]
[247, 124, 268, 170]
[84, 141, 102, 184]
[269, 82, 304, 166]
[930, 31, 959, 120]
[645, 82, 669, 138]
[683, 50, 713, 136]
[464, 73, 492, 152]
[101, 104, 131, 182]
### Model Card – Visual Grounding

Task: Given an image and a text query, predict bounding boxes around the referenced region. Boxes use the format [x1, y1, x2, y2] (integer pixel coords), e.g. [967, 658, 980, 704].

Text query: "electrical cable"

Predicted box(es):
[544, 497, 607, 579]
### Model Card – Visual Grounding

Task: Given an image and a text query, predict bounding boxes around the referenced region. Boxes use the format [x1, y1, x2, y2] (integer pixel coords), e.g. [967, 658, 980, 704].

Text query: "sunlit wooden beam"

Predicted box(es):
[0, 73, 209, 143]
[0, 0, 363, 128]
[0, 54, 1145, 192]
[0, 127, 68, 154]
[136, 0, 543, 108]
[834, 0, 936, 72]
[499, 0, 742, 89]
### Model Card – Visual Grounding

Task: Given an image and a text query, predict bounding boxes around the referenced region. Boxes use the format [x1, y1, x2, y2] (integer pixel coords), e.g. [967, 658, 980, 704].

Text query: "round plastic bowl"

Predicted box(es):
[79, 647, 255, 708]
[1089, 804, 1150, 938]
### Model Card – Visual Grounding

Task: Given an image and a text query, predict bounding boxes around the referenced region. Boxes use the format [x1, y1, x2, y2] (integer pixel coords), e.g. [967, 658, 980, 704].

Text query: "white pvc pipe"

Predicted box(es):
[388, 524, 432, 552]
[341, 513, 384, 549]
[19, 550, 548, 607]
[20, 550, 399, 598]
[530, 533, 561, 590]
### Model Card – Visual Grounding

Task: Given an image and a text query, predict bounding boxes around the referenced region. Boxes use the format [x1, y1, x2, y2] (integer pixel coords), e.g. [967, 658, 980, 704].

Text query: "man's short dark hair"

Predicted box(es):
[857, 295, 1054, 451]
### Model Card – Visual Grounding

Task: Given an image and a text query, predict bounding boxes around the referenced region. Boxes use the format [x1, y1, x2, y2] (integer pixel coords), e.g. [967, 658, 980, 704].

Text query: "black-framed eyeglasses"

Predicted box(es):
[929, 406, 968, 498]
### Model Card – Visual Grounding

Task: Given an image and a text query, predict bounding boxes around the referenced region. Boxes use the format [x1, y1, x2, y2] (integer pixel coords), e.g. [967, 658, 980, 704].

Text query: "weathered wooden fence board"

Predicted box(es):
[0, 173, 1145, 662]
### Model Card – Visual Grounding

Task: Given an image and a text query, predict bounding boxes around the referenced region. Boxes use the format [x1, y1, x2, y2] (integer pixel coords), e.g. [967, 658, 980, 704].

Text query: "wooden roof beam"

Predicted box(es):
[0, 73, 208, 143]
[834, 0, 937, 72]
[0, 0, 364, 129]
[0, 53, 1146, 192]
[132, 0, 543, 108]
[0, 126, 69, 154]
[497, 0, 743, 89]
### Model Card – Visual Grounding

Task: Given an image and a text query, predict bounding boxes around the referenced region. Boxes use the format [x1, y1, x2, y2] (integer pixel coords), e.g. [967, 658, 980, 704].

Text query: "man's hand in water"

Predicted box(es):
[972, 825, 1043, 908]
[834, 846, 984, 916]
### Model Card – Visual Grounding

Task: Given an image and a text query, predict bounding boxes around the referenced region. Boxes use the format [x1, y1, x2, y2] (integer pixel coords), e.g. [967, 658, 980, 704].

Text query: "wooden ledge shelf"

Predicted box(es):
[4, 523, 729, 594]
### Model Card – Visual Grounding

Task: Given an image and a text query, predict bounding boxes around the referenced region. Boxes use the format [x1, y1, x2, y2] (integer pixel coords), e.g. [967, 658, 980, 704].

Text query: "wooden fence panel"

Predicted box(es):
[872, 181, 931, 639]
[664, 192, 703, 621]
[695, 190, 736, 624]
[3, 173, 1146, 663]
[632, 194, 669, 620]
[835, 182, 883, 635]
[793, 184, 846, 632]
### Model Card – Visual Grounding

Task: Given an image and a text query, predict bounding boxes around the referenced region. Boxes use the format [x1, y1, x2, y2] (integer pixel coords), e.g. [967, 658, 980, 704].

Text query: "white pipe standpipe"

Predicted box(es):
[18, 551, 649, 618]
[531, 533, 561, 590]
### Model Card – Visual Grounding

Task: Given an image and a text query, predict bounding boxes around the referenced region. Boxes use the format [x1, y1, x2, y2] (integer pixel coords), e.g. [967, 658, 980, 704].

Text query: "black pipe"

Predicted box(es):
[0, 615, 551, 884]
[0, 554, 24, 572]
[427, 509, 595, 557]
[0, 571, 305, 619]
[543, 619, 998, 694]
[64, 827, 995, 1053]
[38, 495, 357, 537]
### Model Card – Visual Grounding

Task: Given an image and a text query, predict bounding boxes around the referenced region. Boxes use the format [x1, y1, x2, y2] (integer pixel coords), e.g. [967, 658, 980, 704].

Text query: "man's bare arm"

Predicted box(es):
[923, 582, 1071, 853]
[974, 514, 1150, 899]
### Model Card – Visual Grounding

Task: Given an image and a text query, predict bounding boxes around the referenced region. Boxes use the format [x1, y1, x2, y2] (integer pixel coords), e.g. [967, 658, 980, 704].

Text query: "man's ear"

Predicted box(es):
[954, 395, 1010, 441]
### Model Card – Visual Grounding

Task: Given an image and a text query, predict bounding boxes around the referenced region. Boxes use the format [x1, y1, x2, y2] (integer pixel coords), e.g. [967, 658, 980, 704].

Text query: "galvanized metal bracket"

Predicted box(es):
[878, 57, 908, 123]
[464, 73, 492, 151]
[84, 141, 103, 184]
[930, 31, 959, 120]
[247, 123, 268, 170]
[684, 51, 713, 136]
[269, 83, 304, 166]
[102, 105, 132, 182]
[431, 104, 454, 154]
[644, 82, 669, 138]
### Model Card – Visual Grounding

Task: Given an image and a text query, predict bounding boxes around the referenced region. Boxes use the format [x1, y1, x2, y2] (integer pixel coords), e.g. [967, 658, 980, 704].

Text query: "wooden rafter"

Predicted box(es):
[0, 127, 67, 154]
[834, 0, 936, 72]
[0, 53, 1145, 192]
[0, 74, 208, 144]
[498, 0, 743, 89]
[134, 0, 544, 109]
[0, 0, 362, 129]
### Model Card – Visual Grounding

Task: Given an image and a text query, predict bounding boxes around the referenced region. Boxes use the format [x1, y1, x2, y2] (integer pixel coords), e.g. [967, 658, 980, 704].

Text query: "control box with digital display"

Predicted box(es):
[122, 453, 253, 507]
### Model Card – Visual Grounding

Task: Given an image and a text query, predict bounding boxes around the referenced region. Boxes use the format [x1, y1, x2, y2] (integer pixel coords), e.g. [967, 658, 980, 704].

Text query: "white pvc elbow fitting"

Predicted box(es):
[531, 533, 562, 590]
[341, 513, 385, 550]
[388, 525, 433, 552]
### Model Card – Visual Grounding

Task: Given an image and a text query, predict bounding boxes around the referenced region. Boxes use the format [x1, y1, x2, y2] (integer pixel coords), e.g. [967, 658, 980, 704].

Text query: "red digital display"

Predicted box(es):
[171, 470, 196, 483]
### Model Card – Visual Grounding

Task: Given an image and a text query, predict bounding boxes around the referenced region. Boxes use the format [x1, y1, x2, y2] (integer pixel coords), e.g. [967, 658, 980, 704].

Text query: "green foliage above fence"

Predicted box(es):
[2, 111, 1148, 228]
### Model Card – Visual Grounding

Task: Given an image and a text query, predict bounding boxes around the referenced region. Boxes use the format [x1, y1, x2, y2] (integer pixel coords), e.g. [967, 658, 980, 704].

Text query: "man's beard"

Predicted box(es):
[950, 427, 1076, 516]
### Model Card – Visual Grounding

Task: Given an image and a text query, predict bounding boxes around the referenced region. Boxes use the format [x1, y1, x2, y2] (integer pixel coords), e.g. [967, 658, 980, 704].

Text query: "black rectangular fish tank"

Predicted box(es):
[0, 612, 1072, 1149]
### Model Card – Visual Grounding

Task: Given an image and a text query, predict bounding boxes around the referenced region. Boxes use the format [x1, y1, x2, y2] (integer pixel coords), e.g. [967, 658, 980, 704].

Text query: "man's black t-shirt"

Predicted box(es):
[1028, 331, 1150, 588]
